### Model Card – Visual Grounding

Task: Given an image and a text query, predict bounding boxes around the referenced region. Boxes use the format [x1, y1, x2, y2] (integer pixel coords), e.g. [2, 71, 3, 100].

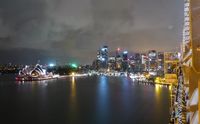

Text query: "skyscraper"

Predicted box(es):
[147, 50, 158, 74]
[134, 53, 142, 72]
[96, 46, 109, 69]
[157, 52, 164, 76]
[115, 48, 122, 71]
[122, 51, 128, 71]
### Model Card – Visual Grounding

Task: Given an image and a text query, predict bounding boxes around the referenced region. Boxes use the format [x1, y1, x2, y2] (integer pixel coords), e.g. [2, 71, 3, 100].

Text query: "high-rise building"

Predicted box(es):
[122, 51, 128, 61]
[115, 48, 122, 71]
[141, 53, 148, 72]
[108, 56, 116, 70]
[96, 46, 109, 69]
[147, 50, 158, 75]
[122, 51, 128, 71]
[129, 55, 135, 72]
[157, 52, 164, 76]
[134, 53, 142, 72]
[115, 48, 121, 58]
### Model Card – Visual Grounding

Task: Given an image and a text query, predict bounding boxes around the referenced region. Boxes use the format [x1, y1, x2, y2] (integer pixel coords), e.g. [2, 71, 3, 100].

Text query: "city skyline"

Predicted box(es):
[0, 0, 183, 64]
[0, 1, 199, 123]
[0, 47, 177, 65]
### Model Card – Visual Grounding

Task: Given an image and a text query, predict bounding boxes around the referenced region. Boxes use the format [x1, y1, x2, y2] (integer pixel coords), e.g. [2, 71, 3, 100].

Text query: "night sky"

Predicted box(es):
[0, 0, 184, 64]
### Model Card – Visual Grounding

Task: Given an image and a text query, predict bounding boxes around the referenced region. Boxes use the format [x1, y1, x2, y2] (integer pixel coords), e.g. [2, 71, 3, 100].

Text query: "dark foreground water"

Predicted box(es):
[0, 75, 171, 124]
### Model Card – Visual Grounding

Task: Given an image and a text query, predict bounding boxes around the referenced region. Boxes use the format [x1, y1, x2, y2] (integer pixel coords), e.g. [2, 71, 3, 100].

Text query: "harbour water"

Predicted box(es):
[0, 75, 171, 124]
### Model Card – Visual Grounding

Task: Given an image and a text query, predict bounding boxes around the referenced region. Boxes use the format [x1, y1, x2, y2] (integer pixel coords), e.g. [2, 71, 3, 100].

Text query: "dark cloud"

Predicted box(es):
[0, 0, 184, 64]
[0, 48, 51, 64]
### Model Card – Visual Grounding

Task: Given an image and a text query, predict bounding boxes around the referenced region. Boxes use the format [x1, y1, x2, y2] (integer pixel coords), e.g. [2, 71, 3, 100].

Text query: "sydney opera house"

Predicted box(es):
[16, 64, 56, 81]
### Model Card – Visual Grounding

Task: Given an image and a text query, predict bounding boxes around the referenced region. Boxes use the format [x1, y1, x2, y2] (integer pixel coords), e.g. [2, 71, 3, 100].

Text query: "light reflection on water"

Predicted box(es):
[71, 77, 76, 97]
[69, 76, 78, 123]
[96, 75, 110, 124]
[155, 84, 161, 103]
[0, 75, 171, 124]
[15, 81, 48, 92]
[121, 77, 131, 110]
[155, 84, 161, 93]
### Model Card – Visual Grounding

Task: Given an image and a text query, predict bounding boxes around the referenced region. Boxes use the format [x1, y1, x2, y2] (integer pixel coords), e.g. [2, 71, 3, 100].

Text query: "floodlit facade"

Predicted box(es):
[164, 52, 179, 85]
[19, 64, 46, 77]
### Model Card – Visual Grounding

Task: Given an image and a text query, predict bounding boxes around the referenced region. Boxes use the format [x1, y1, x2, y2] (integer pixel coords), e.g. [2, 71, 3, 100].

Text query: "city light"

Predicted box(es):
[169, 85, 172, 90]
[49, 63, 55, 67]
[101, 58, 105, 61]
[123, 51, 128, 54]
[71, 72, 75, 76]
[71, 63, 78, 68]
[101, 48, 107, 51]
[197, 46, 200, 51]
[1, 0, 199, 123]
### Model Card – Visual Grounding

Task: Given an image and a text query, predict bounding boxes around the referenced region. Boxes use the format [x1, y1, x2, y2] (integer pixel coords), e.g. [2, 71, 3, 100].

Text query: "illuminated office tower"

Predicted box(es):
[97, 46, 109, 69]
[122, 51, 128, 71]
[147, 50, 158, 75]
[115, 48, 122, 71]
[157, 52, 164, 76]
[134, 53, 142, 72]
